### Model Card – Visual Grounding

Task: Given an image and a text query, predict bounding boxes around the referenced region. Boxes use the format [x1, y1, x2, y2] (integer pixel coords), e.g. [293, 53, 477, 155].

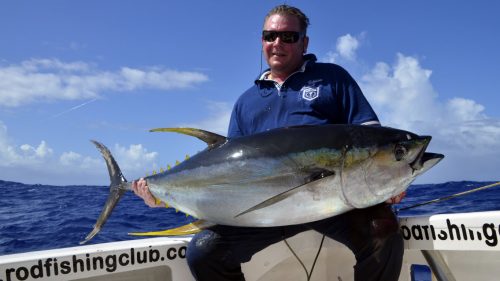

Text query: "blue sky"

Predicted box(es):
[1, 1, 499, 185]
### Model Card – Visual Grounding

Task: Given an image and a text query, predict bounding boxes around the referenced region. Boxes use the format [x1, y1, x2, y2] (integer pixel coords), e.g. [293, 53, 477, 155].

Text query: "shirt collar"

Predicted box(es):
[256, 54, 317, 82]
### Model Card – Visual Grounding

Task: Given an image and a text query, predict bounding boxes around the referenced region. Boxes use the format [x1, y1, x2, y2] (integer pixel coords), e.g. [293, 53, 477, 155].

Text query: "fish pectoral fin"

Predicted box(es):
[305, 169, 335, 184]
[128, 220, 214, 237]
[149, 127, 226, 149]
[235, 169, 335, 218]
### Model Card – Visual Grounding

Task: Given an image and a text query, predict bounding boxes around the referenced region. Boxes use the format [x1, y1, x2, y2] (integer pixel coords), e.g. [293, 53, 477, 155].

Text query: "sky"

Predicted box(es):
[0, 1, 499, 186]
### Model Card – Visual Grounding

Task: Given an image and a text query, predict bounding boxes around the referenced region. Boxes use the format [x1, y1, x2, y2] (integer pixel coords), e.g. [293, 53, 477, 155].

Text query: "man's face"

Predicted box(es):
[262, 14, 308, 77]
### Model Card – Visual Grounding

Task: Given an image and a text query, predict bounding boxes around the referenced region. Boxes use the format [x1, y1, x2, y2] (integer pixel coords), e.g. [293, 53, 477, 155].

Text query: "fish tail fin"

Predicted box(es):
[80, 140, 129, 245]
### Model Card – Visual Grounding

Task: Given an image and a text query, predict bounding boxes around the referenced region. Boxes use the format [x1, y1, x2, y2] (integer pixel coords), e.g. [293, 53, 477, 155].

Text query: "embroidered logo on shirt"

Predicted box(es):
[301, 86, 320, 101]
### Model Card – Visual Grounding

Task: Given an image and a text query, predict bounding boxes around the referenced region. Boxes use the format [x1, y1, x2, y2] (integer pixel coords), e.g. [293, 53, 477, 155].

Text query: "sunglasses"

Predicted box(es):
[262, 30, 304, 44]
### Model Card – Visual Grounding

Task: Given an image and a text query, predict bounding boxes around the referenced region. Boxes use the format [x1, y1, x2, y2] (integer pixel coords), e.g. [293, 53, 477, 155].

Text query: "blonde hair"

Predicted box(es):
[264, 5, 310, 33]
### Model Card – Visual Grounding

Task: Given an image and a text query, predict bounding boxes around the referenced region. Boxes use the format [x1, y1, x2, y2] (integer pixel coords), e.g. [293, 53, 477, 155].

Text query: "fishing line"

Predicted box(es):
[259, 49, 263, 77]
[283, 233, 326, 281]
[398, 181, 500, 212]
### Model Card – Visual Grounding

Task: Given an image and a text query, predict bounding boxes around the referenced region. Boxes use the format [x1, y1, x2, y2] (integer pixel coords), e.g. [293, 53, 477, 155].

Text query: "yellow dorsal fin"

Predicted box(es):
[149, 127, 226, 148]
[185, 155, 190, 160]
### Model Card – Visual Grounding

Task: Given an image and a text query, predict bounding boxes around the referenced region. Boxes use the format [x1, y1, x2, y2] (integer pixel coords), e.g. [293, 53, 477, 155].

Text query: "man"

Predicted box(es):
[133, 5, 404, 281]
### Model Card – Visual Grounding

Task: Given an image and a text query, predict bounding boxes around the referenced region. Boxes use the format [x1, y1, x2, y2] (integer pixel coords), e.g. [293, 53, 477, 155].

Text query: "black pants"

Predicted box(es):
[186, 204, 403, 281]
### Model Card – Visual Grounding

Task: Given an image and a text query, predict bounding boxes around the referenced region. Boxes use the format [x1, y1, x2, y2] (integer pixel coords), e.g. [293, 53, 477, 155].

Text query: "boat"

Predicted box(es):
[1, 210, 500, 281]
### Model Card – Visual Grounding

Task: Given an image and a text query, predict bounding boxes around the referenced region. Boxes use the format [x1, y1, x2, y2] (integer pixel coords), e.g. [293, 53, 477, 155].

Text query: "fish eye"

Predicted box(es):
[394, 145, 407, 161]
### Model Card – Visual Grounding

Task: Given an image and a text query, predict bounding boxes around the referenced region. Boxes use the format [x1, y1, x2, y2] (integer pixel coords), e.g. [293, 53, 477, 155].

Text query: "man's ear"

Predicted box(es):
[303, 36, 309, 54]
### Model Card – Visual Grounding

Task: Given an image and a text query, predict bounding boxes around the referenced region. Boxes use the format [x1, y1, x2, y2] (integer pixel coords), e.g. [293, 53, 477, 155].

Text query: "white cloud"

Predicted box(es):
[59, 151, 100, 169]
[361, 54, 439, 130]
[0, 120, 162, 184]
[336, 34, 360, 60]
[113, 143, 158, 172]
[324, 33, 363, 63]
[60, 151, 83, 166]
[363, 55, 489, 127]
[181, 101, 232, 135]
[19, 141, 53, 159]
[0, 122, 54, 166]
[359, 52, 500, 154]
[357, 51, 500, 182]
[446, 98, 485, 122]
[0, 58, 209, 107]
[0, 121, 21, 166]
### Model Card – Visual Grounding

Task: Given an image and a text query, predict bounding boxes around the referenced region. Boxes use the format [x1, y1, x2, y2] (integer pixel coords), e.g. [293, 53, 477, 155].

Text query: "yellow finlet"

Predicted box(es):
[153, 197, 169, 208]
[129, 220, 214, 236]
[167, 164, 172, 170]
[154, 198, 162, 205]
[175, 160, 180, 166]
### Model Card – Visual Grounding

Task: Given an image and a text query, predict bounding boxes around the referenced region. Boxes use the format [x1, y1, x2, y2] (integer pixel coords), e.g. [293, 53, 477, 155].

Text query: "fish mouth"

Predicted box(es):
[409, 136, 444, 173]
[418, 152, 445, 174]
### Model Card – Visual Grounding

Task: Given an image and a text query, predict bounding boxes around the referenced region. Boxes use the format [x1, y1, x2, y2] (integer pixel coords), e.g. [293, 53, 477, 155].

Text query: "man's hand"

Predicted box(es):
[385, 191, 407, 204]
[132, 178, 165, 208]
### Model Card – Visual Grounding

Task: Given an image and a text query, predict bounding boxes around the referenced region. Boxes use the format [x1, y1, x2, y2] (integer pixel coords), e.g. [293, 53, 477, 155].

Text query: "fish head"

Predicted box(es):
[388, 135, 444, 177]
[342, 130, 443, 207]
[369, 133, 443, 196]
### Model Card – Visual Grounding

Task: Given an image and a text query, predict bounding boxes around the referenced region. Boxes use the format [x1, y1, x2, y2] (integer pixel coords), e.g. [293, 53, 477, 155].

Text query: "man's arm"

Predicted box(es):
[227, 102, 243, 139]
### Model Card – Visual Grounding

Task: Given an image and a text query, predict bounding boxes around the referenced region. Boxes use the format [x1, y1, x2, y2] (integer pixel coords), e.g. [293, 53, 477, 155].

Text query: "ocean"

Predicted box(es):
[1, 179, 499, 255]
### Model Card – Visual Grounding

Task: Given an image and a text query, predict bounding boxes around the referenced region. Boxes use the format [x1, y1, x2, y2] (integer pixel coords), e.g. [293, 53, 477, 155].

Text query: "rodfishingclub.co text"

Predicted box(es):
[1, 245, 186, 281]
[401, 218, 500, 247]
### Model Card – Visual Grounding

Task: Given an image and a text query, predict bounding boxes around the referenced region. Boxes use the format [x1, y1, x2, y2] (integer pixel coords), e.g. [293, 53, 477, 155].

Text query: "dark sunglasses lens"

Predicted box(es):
[262, 31, 278, 42]
[281, 32, 299, 43]
[262, 31, 301, 43]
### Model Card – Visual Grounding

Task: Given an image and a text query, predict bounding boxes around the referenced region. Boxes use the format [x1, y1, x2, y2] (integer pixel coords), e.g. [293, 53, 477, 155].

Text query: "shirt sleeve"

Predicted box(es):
[227, 102, 243, 139]
[339, 69, 380, 126]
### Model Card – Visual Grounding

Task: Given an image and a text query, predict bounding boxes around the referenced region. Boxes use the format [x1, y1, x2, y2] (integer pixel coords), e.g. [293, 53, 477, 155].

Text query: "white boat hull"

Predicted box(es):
[2, 210, 500, 281]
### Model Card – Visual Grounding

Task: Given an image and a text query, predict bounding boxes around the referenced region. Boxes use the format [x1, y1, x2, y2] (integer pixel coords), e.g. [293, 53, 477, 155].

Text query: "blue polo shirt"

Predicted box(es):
[228, 54, 379, 138]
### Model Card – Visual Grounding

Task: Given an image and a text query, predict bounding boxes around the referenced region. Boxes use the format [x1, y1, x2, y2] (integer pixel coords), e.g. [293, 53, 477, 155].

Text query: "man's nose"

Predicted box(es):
[272, 36, 283, 45]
